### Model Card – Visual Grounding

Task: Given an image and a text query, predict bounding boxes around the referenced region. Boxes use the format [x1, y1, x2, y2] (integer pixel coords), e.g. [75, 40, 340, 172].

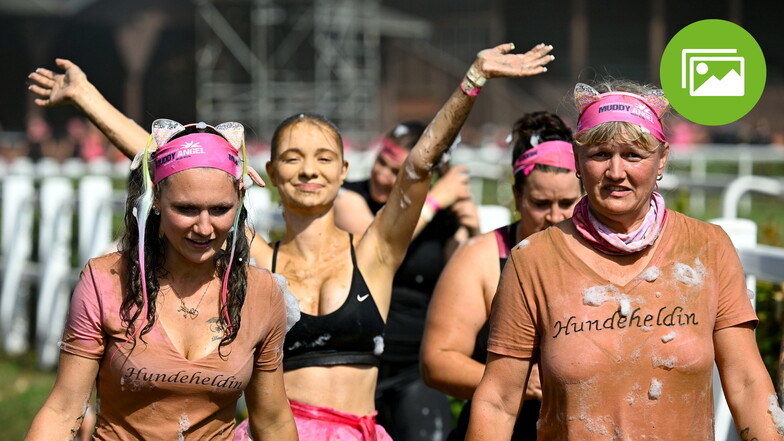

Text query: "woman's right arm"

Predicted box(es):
[28, 58, 149, 159]
[466, 353, 531, 440]
[25, 353, 100, 440]
[421, 234, 495, 400]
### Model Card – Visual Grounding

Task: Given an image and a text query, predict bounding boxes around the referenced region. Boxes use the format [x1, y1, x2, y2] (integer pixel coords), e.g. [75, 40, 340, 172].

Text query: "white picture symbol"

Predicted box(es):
[681, 49, 745, 96]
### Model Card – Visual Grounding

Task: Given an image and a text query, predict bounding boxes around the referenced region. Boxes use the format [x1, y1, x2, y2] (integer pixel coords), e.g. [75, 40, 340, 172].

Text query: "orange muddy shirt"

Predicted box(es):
[60, 253, 287, 440]
[488, 210, 757, 440]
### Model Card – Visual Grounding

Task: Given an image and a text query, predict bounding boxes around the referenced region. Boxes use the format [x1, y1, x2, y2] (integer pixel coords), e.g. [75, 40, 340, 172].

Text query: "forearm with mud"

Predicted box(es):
[71, 80, 149, 160]
[408, 86, 476, 175]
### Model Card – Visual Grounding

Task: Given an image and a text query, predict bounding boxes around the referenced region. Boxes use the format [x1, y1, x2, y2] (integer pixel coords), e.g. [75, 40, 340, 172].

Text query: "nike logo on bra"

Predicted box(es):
[357, 294, 370, 302]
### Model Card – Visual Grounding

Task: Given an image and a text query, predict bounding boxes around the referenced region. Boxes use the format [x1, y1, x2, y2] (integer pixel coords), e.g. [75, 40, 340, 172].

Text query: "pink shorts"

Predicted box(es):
[234, 400, 393, 441]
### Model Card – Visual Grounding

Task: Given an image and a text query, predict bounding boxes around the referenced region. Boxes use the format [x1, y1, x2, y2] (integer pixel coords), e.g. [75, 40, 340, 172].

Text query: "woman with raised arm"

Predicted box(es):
[466, 80, 784, 440]
[29, 42, 555, 440]
[421, 111, 581, 440]
[25, 120, 298, 440]
[335, 120, 479, 440]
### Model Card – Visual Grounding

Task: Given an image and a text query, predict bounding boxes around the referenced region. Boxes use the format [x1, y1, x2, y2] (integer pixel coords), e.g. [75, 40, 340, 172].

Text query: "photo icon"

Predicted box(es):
[681, 49, 744, 97]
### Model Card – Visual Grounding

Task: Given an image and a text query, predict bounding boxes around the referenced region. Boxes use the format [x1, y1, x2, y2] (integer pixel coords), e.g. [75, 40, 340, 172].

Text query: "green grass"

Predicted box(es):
[0, 354, 56, 439]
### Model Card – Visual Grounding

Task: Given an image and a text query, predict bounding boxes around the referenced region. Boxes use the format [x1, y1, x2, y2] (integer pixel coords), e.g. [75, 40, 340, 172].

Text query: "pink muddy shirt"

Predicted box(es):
[488, 210, 757, 440]
[60, 253, 287, 440]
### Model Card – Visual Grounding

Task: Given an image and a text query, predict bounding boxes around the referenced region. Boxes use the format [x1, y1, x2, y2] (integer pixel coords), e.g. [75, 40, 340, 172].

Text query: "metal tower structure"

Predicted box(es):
[194, 0, 381, 144]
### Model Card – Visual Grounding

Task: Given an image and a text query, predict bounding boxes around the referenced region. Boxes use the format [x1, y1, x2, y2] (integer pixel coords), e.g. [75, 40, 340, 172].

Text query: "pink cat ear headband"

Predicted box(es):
[574, 83, 670, 142]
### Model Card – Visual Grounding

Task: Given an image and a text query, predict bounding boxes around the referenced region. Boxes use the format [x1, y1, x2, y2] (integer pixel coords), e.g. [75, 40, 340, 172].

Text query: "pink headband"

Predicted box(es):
[378, 137, 409, 163]
[153, 132, 240, 185]
[576, 92, 666, 142]
[513, 140, 576, 175]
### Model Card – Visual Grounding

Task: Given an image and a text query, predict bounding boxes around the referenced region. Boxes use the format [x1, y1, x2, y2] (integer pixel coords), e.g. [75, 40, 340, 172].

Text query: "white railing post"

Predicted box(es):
[0, 175, 36, 355]
[709, 175, 783, 441]
[36, 177, 75, 369]
[245, 187, 278, 243]
[78, 176, 114, 266]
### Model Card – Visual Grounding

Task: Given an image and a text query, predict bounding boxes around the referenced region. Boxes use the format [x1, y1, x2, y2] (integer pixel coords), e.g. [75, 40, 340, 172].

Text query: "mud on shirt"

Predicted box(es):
[488, 210, 757, 440]
[60, 253, 287, 440]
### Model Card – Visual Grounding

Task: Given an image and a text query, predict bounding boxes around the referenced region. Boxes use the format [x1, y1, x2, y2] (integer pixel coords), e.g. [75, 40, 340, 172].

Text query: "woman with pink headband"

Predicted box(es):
[25, 120, 299, 440]
[466, 80, 783, 440]
[421, 111, 581, 441]
[29, 42, 556, 441]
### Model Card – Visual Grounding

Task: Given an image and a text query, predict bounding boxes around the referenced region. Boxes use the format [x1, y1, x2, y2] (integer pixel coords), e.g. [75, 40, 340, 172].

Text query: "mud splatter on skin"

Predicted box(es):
[661, 331, 677, 343]
[399, 191, 411, 209]
[640, 266, 661, 282]
[769, 394, 784, 434]
[648, 378, 662, 400]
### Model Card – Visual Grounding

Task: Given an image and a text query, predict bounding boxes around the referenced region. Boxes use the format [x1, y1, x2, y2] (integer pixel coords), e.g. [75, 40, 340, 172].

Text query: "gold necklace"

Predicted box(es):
[168, 277, 213, 319]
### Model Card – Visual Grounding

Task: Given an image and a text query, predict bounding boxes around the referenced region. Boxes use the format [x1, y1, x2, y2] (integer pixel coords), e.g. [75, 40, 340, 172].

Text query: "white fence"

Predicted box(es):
[1, 145, 783, 440]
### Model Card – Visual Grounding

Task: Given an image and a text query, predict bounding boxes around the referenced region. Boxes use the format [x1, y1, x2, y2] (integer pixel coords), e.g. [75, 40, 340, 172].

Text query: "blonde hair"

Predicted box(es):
[574, 79, 668, 152]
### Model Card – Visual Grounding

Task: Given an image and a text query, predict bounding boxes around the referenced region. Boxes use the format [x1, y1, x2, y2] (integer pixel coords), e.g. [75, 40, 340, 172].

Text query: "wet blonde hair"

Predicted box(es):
[574, 79, 668, 152]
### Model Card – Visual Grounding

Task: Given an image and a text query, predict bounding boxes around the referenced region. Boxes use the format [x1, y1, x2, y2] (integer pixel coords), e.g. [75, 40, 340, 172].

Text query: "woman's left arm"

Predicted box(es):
[244, 367, 298, 441]
[715, 323, 784, 440]
[361, 43, 554, 271]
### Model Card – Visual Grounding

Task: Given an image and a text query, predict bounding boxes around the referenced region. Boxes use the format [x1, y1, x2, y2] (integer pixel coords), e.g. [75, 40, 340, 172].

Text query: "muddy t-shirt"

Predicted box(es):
[60, 253, 287, 440]
[488, 210, 757, 440]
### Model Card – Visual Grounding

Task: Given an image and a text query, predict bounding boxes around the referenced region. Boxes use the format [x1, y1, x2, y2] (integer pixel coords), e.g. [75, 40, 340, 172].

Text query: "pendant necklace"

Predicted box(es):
[169, 277, 213, 319]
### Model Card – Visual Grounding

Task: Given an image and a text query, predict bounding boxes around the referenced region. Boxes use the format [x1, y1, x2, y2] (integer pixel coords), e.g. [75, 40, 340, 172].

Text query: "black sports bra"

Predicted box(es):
[276, 234, 386, 371]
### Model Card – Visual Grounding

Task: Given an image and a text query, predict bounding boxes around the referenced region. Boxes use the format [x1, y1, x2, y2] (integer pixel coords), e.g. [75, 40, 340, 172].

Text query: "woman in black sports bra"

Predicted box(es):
[334, 121, 480, 441]
[28, 42, 557, 441]
[421, 111, 583, 440]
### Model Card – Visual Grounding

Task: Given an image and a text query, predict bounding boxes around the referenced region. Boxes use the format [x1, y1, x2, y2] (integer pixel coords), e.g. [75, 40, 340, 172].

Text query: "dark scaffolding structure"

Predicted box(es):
[194, 0, 383, 143]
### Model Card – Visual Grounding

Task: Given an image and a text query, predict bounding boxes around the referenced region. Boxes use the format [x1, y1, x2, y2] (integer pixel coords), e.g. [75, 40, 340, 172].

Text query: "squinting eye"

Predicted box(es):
[175, 207, 198, 215]
[210, 207, 231, 216]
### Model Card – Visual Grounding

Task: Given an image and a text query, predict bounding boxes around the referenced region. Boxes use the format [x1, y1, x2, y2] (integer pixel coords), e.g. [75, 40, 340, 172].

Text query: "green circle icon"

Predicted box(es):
[660, 19, 766, 126]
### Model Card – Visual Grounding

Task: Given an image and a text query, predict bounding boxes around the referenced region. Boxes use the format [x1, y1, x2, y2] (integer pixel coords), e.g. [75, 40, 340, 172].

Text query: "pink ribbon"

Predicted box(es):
[290, 400, 378, 441]
[577, 92, 666, 142]
[512, 140, 576, 176]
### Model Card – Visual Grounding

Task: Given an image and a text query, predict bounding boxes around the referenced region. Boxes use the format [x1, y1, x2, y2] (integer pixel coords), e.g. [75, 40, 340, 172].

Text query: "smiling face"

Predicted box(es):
[266, 120, 348, 212]
[515, 169, 582, 238]
[575, 137, 668, 233]
[156, 168, 239, 269]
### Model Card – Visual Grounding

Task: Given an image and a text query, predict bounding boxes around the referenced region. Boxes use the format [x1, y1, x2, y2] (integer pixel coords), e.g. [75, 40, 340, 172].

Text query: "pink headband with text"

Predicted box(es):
[153, 132, 240, 185]
[513, 140, 576, 175]
[576, 92, 666, 142]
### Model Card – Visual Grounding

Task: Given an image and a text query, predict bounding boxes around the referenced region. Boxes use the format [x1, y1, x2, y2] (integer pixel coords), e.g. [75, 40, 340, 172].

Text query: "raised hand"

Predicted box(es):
[429, 165, 472, 209]
[473, 42, 554, 80]
[27, 58, 89, 107]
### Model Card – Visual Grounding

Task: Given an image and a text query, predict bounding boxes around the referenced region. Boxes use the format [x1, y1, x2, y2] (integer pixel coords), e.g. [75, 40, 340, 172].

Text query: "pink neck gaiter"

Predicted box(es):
[572, 192, 668, 255]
